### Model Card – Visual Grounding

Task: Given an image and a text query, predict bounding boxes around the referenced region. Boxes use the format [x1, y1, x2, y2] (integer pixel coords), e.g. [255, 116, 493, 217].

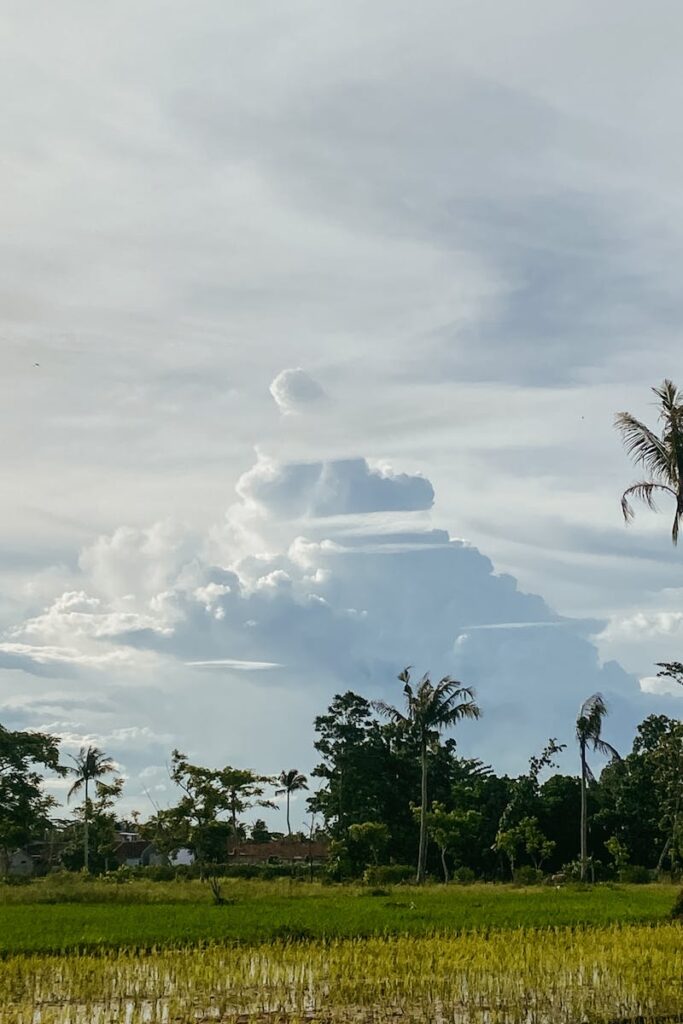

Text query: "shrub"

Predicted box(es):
[363, 864, 414, 886]
[671, 888, 683, 920]
[452, 866, 476, 885]
[618, 864, 651, 884]
[513, 865, 543, 886]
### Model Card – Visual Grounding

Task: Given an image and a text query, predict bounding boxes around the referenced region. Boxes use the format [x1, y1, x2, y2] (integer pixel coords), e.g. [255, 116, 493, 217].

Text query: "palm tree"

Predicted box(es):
[615, 379, 683, 544]
[275, 769, 308, 835]
[576, 695, 620, 882]
[374, 668, 480, 883]
[67, 745, 116, 872]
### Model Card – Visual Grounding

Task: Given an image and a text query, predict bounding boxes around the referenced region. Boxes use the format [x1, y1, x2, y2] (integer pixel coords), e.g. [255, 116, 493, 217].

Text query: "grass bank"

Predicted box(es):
[0, 880, 678, 954]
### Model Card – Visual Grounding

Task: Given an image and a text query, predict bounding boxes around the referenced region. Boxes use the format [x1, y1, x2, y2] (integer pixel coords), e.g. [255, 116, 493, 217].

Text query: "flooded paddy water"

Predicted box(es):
[0, 924, 681, 1024]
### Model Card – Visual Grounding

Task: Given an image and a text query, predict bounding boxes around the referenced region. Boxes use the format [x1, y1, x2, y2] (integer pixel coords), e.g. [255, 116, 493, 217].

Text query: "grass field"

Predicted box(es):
[0, 878, 679, 953]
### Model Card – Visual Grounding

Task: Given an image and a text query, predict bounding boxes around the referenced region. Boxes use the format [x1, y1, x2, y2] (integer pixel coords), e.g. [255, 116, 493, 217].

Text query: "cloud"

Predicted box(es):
[270, 368, 326, 414]
[4, 448, 671, 785]
[639, 675, 683, 699]
[236, 454, 435, 518]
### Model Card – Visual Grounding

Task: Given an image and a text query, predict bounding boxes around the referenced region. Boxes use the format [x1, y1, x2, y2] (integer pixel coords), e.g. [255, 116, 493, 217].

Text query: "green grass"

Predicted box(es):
[0, 879, 678, 954]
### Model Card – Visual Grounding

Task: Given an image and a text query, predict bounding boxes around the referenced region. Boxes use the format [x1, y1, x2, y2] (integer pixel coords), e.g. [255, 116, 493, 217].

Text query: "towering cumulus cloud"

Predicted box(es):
[236, 455, 435, 517]
[0, 451, 673, 813]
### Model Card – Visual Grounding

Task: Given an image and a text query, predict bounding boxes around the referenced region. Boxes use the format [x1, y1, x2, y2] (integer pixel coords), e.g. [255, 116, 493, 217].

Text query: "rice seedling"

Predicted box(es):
[0, 923, 681, 1024]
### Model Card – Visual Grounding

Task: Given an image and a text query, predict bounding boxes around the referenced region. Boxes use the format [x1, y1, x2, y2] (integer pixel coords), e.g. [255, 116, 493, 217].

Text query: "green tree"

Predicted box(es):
[493, 824, 522, 876]
[310, 692, 387, 837]
[64, 777, 124, 873]
[374, 668, 480, 883]
[168, 751, 274, 865]
[250, 818, 271, 843]
[576, 695, 619, 881]
[67, 746, 116, 873]
[275, 769, 308, 835]
[347, 821, 390, 868]
[616, 379, 683, 544]
[0, 723, 64, 875]
[422, 803, 482, 882]
[518, 815, 555, 871]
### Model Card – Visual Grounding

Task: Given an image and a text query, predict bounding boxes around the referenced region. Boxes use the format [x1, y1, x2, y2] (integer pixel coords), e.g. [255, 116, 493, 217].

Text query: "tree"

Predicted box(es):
[422, 803, 482, 882]
[250, 819, 271, 844]
[67, 746, 116, 873]
[347, 821, 390, 869]
[494, 816, 554, 878]
[615, 379, 683, 544]
[518, 816, 555, 871]
[656, 662, 683, 689]
[0, 724, 64, 875]
[309, 692, 387, 837]
[167, 751, 275, 866]
[576, 695, 620, 881]
[63, 777, 124, 873]
[374, 668, 480, 883]
[275, 769, 308, 835]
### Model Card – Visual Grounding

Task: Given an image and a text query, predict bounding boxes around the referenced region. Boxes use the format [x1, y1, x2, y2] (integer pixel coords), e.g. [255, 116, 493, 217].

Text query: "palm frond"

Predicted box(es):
[620, 481, 675, 523]
[67, 777, 84, 802]
[615, 411, 672, 480]
[592, 737, 621, 761]
[372, 700, 408, 727]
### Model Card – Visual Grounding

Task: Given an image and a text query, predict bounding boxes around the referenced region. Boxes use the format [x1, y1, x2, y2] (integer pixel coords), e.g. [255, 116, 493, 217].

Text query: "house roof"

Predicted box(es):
[228, 838, 329, 862]
[113, 840, 151, 861]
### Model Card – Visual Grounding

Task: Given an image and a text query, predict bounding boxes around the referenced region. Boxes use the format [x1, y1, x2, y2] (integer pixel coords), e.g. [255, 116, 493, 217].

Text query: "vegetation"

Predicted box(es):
[616, 378, 683, 544]
[0, 879, 677, 953]
[2, 685, 682, 885]
[373, 668, 480, 882]
[0, 923, 681, 1023]
[275, 769, 308, 835]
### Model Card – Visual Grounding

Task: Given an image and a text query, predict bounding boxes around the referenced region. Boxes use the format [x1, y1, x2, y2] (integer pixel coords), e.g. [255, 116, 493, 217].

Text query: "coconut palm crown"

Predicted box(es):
[67, 745, 116, 871]
[576, 694, 620, 881]
[275, 769, 308, 835]
[615, 378, 683, 544]
[374, 668, 480, 883]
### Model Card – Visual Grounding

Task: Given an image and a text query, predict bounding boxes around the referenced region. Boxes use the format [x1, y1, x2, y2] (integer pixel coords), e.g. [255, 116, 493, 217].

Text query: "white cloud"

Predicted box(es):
[270, 368, 326, 414]
[236, 454, 434, 518]
[639, 675, 683, 699]
[0, 642, 133, 670]
[1, 449, 663, 792]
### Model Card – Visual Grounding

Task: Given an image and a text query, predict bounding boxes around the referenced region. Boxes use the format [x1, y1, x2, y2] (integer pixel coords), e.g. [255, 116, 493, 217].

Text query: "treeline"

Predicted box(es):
[2, 665, 682, 883]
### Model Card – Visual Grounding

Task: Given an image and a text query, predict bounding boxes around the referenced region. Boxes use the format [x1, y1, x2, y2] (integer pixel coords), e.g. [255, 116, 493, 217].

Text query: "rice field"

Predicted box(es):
[0, 880, 678, 952]
[1, 923, 682, 1024]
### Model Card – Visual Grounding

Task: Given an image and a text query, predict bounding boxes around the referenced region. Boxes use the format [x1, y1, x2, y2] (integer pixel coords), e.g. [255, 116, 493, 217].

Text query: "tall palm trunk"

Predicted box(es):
[416, 739, 428, 883]
[579, 740, 587, 882]
[83, 776, 89, 873]
[286, 791, 291, 836]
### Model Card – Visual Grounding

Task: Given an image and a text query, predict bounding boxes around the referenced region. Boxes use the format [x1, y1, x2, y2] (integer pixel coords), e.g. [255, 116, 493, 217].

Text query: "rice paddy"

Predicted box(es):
[1, 924, 682, 1024]
[1, 883, 681, 1023]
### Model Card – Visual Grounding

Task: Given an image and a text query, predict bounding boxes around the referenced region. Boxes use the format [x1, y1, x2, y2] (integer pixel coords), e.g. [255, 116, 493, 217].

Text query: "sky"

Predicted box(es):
[2, 1, 683, 826]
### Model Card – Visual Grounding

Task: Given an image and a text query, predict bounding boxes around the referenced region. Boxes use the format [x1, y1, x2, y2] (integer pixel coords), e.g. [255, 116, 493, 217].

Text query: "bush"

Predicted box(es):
[363, 864, 414, 886]
[452, 866, 476, 885]
[513, 865, 543, 886]
[671, 888, 683, 920]
[618, 864, 651, 884]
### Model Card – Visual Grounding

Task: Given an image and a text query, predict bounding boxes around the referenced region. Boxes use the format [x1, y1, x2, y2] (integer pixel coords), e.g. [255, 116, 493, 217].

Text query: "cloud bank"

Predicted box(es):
[2, 451, 675, 819]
